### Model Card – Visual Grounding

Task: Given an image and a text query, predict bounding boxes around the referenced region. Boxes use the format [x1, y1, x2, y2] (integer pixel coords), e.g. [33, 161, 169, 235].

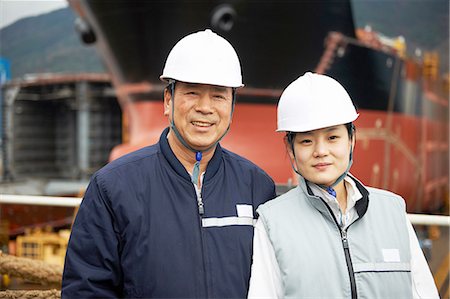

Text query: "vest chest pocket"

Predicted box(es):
[353, 262, 412, 298]
[353, 262, 411, 273]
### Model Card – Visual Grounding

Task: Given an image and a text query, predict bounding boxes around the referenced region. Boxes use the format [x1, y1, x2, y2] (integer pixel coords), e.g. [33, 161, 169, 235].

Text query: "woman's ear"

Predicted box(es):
[284, 135, 295, 161]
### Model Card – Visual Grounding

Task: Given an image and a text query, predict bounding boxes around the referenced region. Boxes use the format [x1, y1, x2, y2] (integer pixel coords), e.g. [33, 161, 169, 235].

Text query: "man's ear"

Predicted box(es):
[163, 88, 172, 116]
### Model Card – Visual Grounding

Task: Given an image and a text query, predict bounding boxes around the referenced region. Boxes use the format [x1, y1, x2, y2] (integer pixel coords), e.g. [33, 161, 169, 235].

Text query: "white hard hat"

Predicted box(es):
[160, 29, 243, 88]
[277, 72, 359, 132]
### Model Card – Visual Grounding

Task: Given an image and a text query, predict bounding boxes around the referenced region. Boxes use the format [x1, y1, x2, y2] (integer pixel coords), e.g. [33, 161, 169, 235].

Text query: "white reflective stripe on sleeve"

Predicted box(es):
[202, 216, 256, 227]
[353, 262, 411, 273]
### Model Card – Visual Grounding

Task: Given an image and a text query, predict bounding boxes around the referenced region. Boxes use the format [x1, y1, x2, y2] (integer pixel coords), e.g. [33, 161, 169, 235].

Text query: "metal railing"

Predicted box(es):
[0, 194, 82, 207]
[1, 194, 449, 226]
[407, 213, 450, 226]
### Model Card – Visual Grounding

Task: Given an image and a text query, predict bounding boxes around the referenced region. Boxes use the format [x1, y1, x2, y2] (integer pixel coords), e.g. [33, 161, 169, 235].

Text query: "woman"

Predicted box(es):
[248, 72, 439, 298]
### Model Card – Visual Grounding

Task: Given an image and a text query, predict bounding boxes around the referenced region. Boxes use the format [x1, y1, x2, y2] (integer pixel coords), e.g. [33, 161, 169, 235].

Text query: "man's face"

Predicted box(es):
[164, 82, 233, 152]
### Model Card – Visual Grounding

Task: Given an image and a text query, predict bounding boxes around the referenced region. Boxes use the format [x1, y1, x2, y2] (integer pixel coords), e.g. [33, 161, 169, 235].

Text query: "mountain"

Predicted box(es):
[0, 3, 448, 79]
[0, 8, 105, 79]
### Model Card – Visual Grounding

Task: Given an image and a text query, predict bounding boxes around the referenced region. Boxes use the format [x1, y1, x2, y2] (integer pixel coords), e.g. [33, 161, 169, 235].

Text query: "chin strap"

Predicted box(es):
[168, 81, 236, 185]
[319, 150, 353, 197]
[191, 151, 202, 185]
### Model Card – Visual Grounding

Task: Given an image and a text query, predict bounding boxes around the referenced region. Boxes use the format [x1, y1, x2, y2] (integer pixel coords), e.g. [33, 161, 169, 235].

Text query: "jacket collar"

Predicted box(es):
[158, 127, 223, 182]
[300, 175, 369, 219]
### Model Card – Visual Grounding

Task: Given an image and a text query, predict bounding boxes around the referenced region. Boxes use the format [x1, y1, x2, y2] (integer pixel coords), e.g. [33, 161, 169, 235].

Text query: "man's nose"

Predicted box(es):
[195, 94, 214, 113]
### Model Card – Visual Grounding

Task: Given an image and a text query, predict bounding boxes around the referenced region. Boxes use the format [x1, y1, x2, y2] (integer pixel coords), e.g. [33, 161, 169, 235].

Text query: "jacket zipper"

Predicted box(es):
[194, 183, 205, 215]
[194, 183, 209, 297]
[320, 198, 358, 299]
[341, 229, 357, 299]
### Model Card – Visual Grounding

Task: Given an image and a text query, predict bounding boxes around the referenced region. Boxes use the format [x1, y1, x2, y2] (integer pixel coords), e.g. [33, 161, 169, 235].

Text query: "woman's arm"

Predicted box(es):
[248, 218, 283, 298]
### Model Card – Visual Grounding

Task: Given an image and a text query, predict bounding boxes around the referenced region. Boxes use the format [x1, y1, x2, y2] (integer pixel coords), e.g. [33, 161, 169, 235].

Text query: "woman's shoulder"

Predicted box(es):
[366, 186, 407, 211]
[366, 186, 404, 200]
[257, 187, 301, 214]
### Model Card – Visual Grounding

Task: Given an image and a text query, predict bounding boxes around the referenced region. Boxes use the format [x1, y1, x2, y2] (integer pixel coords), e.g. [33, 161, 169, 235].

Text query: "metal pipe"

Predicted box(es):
[0, 194, 82, 207]
[408, 213, 450, 227]
[1, 194, 449, 226]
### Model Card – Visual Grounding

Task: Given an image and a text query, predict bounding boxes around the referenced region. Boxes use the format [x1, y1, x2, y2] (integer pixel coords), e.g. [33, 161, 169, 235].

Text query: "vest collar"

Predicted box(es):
[350, 175, 369, 218]
[299, 175, 369, 220]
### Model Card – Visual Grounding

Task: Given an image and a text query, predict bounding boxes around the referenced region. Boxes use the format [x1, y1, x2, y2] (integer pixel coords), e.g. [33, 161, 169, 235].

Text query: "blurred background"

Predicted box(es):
[0, 0, 448, 297]
[1, 1, 448, 78]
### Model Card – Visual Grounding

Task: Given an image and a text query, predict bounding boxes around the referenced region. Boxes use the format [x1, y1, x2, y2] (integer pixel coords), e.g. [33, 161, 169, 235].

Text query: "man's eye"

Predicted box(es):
[300, 139, 311, 144]
[329, 135, 339, 140]
[213, 95, 226, 100]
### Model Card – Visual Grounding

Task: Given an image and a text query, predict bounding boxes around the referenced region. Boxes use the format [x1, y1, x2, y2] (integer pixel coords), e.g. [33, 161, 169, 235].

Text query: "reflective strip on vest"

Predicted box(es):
[202, 216, 256, 227]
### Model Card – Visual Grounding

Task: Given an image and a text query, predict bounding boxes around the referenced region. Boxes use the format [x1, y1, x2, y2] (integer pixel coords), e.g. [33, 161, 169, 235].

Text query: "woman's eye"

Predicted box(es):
[329, 135, 339, 140]
[300, 139, 312, 144]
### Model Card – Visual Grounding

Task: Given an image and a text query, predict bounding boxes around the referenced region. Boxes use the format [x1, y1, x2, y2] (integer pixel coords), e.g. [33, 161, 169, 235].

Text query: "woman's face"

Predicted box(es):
[288, 125, 354, 186]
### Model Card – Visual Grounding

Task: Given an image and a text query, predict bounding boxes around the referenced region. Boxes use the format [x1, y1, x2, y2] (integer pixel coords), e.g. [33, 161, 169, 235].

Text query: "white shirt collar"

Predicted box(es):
[308, 175, 363, 228]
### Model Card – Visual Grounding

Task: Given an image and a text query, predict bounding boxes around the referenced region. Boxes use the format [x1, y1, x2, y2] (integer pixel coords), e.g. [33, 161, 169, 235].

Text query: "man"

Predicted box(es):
[62, 29, 276, 298]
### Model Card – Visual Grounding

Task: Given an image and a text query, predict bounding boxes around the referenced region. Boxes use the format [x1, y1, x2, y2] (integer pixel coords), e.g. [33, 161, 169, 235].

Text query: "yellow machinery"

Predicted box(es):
[16, 227, 70, 267]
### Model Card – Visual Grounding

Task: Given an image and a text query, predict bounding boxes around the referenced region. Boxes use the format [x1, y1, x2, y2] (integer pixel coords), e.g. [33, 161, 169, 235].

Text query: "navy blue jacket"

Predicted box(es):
[62, 128, 276, 298]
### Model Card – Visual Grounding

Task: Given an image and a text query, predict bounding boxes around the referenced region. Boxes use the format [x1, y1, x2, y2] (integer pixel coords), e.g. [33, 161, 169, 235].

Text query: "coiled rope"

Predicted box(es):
[0, 252, 62, 298]
[0, 289, 60, 299]
[0, 252, 62, 284]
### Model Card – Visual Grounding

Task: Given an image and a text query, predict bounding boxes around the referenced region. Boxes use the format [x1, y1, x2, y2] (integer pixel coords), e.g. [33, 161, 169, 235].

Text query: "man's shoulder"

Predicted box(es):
[221, 147, 263, 170]
[97, 143, 160, 177]
[221, 148, 273, 179]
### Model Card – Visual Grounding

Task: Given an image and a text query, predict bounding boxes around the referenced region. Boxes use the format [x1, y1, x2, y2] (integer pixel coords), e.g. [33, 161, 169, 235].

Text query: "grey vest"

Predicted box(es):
[257, 177, 412, 299]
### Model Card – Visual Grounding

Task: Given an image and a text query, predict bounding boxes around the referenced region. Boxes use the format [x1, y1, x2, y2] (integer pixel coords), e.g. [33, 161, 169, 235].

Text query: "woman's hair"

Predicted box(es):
[345, 122, 355, 138]
[286, 122, 355, 146]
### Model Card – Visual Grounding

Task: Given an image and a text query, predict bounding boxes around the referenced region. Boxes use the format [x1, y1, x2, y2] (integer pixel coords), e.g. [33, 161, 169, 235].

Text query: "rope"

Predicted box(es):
[0, 252, 62, 285]
[0, 289, 60, 299]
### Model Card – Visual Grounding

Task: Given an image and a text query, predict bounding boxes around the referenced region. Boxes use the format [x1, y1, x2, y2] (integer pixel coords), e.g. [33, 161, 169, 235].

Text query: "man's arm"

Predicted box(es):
[62, 174, 122, 298]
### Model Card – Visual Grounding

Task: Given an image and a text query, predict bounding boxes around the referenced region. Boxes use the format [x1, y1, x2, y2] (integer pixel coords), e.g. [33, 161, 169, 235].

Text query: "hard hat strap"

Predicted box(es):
[323, 123, 355, 191]
[321, 148, 353, 193]
[168, 81, 235, 186]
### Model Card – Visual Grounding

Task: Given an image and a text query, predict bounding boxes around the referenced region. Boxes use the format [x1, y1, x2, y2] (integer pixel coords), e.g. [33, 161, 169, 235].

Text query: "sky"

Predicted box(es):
[0, 0, 67, 29]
